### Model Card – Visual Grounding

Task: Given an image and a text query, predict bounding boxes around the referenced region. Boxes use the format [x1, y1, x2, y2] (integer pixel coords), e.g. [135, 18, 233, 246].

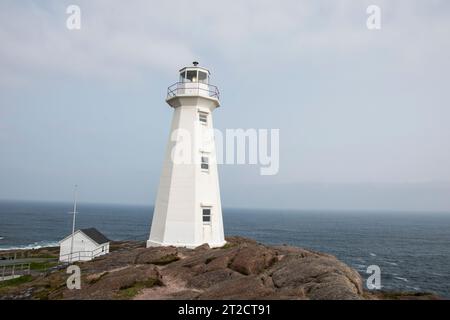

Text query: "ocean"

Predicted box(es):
[0, 200, 449, 298]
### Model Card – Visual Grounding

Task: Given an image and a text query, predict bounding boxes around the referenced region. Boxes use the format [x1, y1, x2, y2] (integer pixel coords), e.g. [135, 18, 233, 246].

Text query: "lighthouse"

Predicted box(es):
[147, 62, 226, 249]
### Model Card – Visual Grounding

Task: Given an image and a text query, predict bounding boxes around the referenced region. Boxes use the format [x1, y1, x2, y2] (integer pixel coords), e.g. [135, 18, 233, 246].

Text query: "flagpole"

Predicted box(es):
[69, 185, 78, 263]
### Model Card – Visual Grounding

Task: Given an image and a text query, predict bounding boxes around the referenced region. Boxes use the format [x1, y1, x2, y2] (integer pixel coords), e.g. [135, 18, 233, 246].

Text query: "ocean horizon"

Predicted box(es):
[0, 199, 449, 298]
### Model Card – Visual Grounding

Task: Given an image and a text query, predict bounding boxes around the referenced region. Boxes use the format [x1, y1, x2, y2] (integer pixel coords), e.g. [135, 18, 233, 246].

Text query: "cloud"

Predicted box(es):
[1, 0, 449, 86]
[1, 0, 450, 208]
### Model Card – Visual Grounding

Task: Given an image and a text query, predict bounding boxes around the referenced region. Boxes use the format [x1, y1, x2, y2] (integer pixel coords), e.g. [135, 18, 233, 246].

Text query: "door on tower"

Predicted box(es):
[202, 207, 212, 243]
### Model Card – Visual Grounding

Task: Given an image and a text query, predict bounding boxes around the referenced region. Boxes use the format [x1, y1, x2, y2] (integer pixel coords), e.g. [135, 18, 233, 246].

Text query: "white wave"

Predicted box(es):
[369, 253, 377, 257]
[394, 276, 409, 282]
[0, 241, 59, 251]
[385, 261, 398, 266]
[406, 286, 420, 291]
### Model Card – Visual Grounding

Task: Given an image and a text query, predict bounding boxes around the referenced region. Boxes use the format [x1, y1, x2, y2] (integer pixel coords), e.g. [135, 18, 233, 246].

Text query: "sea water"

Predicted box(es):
[0, 200, 449, 298]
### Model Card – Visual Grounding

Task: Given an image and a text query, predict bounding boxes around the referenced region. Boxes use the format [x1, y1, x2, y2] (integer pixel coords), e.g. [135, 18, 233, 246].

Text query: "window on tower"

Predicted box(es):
[202, 208, 211, 223]
[201, 156, 209, 171]
[199, 112, 208, 125]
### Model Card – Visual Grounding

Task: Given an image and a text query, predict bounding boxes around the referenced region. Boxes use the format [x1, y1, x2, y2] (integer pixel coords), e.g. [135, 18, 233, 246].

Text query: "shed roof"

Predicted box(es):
[80, 228, 110, 245]
[59, 228, 110, 245]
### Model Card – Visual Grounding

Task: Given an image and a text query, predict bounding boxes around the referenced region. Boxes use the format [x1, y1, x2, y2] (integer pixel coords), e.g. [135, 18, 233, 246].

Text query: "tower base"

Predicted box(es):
[146, 239, 226, 249]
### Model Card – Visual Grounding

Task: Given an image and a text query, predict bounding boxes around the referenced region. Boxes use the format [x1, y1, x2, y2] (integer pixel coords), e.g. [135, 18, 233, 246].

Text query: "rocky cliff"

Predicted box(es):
[0, 237, 439, 300]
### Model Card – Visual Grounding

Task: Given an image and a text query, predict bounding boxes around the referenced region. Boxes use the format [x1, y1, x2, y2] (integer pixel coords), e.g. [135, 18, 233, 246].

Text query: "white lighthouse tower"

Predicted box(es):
[147, 62, 226, 249]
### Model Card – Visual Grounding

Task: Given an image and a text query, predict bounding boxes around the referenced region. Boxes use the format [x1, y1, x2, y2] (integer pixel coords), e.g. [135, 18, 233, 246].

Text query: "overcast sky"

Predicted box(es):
[1, 0, 450, 211]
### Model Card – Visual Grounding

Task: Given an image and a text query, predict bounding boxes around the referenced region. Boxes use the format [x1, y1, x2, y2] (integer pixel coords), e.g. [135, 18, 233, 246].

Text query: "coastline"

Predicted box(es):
[2, 201, 450, 299]
[0, 237, 441, 300]
[0, 241, 59, 252]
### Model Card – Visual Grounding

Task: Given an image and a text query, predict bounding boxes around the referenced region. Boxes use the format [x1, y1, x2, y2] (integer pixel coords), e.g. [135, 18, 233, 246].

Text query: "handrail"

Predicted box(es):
[167, 82, 220, 100]
[59, 246, 106, 262]
[1, 262, 31, 280]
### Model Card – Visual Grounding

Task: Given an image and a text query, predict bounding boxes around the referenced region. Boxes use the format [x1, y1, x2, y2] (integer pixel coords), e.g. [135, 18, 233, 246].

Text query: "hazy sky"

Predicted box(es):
[1, 0, 450, 211]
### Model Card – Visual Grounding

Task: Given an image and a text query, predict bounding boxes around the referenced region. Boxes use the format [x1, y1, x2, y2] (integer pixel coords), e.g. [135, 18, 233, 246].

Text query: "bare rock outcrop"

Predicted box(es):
[0, 237, 368, 300]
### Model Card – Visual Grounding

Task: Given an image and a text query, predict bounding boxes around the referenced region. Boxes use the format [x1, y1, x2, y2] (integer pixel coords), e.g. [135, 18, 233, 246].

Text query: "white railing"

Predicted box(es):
[167, 82, 220, 100]
[1, 263, 31, 281]
[59, 246, 106, 263]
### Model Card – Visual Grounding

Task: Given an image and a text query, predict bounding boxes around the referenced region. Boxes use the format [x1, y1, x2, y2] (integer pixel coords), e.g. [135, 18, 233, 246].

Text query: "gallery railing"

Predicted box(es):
[167, 82, 220, 100]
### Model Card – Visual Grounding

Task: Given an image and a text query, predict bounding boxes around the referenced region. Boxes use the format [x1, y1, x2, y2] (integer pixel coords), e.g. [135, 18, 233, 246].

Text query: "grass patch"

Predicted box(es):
[221, 242, 236, 249]
[151, 254, 180, 266]
[33, 288, 51, 300]
[31, 272, 67, 299]
[117, 278, 162, 299]
[32, 254, 58, 259]
[32, 287, 64, 300]
[0, 275, 33, 288]
[29, 261, 58, 271]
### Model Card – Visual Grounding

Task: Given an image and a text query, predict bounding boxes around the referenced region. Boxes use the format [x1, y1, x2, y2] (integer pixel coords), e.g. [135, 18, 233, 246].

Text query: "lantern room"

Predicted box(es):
[179, 62, 210, 84]
[167, 62, 220, 101]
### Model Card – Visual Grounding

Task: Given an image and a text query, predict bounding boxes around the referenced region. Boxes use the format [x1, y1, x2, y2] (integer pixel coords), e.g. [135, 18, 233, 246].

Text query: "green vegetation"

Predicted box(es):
[31, 271, 67, 300]
[0, 249, 59, 260]
[29, 260, 59, 271]
[31, 254, 58, 259]
[117, 278, 163, 299]
[0, 275, 33, 288]
[33, 288, 51, 300]
[221, 242, 236, 249]
[151, 254, 180, 265]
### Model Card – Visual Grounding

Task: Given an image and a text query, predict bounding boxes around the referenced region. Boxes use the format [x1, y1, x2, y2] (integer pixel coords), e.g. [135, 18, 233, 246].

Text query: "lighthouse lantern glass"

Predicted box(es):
[198, 71, 208, 84]
[179, 70, 186, 82]
[186, 70, 197, 82]
[180, 69, 209, 84]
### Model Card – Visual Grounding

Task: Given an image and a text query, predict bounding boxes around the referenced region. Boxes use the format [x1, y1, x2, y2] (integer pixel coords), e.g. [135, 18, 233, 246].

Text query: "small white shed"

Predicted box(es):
[59, 228, 110, 262]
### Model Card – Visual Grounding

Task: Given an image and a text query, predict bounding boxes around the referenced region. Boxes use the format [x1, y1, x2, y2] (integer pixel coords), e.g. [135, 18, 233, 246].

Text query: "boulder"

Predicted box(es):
[229, 245, 277, 275]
